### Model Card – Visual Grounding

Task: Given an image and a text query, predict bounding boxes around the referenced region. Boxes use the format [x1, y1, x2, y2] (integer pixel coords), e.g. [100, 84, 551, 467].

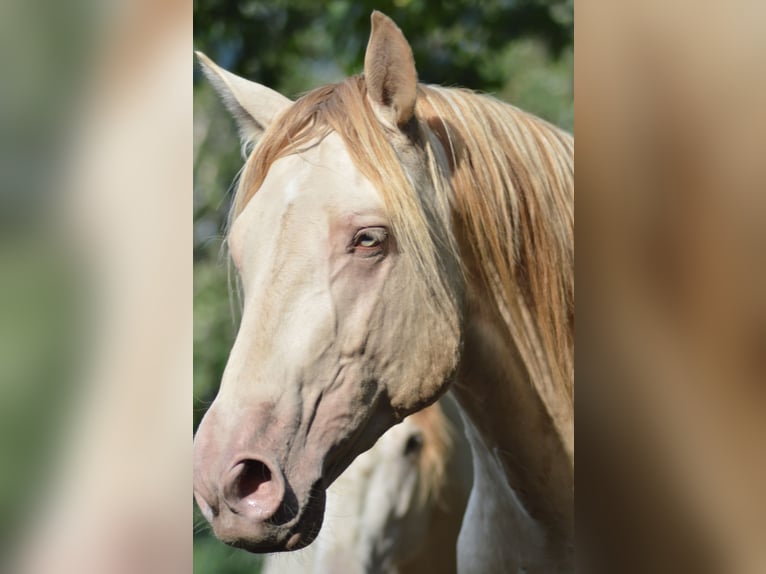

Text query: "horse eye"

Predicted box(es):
[357, 233, 379, 247]
[352, 227, 388, 251]
[403, 433, 423, 457]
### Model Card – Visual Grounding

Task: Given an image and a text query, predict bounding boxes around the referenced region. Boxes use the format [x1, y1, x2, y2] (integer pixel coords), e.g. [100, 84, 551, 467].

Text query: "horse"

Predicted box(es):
[262, 397, 472, 574]
[193, 10, 573, 572]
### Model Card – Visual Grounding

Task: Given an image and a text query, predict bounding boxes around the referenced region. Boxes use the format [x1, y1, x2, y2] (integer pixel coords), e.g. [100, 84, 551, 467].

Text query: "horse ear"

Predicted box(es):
[195, 51, 292, 147]
[364, 11, 418, 129]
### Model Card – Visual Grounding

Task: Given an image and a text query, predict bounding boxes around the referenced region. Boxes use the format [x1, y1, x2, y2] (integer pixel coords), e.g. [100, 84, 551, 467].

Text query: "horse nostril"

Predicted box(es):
[223, 457, 285, 520]
[237, 459, 272, 499]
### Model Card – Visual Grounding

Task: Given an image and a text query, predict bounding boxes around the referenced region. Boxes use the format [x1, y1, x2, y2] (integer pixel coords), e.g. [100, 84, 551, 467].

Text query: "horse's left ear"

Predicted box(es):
[364, 11, 418, 129]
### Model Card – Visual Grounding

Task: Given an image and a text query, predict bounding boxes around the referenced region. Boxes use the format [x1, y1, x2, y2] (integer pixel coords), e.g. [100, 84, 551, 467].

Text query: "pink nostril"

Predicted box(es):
[223, 458, 285, 520]
[237, 460, 272, 499]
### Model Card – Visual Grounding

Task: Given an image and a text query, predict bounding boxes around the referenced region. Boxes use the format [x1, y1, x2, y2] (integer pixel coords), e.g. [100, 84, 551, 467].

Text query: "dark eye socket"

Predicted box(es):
[352, 227, 388, 253]
[403, 433, 423, 457]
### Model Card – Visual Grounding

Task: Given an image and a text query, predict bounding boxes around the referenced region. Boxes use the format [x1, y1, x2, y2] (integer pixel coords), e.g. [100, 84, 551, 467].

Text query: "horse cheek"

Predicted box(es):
[379, 282, 461, 415]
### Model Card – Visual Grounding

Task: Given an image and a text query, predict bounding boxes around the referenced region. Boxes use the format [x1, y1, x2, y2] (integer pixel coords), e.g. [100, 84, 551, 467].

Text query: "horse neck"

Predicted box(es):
[452, 277, 574, 569]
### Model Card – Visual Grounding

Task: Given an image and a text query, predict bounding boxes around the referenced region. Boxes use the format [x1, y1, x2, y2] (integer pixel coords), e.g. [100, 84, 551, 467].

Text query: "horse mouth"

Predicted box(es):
[219, 481, 327, 554]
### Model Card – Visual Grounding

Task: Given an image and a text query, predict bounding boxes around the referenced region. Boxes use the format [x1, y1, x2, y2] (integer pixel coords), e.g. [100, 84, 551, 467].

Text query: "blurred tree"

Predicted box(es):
[193, 0, 573, 96]
[193, 2, 572, 572]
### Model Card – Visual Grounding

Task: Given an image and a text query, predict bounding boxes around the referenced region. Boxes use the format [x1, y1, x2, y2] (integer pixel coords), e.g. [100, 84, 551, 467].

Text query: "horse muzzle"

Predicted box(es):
[193, 407, 328, 553]
[194, 452, 327, 552]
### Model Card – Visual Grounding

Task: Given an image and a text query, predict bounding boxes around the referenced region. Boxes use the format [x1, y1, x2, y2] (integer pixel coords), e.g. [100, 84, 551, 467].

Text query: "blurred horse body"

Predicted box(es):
[194, 11, 573, 572]
[262, 398, 472, 574]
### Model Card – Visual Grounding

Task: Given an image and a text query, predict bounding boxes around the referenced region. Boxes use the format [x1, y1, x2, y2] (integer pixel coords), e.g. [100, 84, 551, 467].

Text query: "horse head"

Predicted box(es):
[193, 12, 464, 552]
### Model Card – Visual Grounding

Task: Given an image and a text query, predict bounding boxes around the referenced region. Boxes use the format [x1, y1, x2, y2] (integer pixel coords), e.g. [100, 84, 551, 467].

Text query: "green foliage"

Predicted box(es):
[193, 1, 572, 572]
[194, 0, 573, 101]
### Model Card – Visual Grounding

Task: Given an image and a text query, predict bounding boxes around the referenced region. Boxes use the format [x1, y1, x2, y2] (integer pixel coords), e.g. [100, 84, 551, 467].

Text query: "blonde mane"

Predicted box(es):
[231, 75, 574, 459]
[417, 86, 574, 459]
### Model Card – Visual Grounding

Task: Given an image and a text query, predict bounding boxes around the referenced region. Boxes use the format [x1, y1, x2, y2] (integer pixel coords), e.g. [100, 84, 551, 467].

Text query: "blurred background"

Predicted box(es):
[1, 1, 192, 573]
[193, 2, 572, 572]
